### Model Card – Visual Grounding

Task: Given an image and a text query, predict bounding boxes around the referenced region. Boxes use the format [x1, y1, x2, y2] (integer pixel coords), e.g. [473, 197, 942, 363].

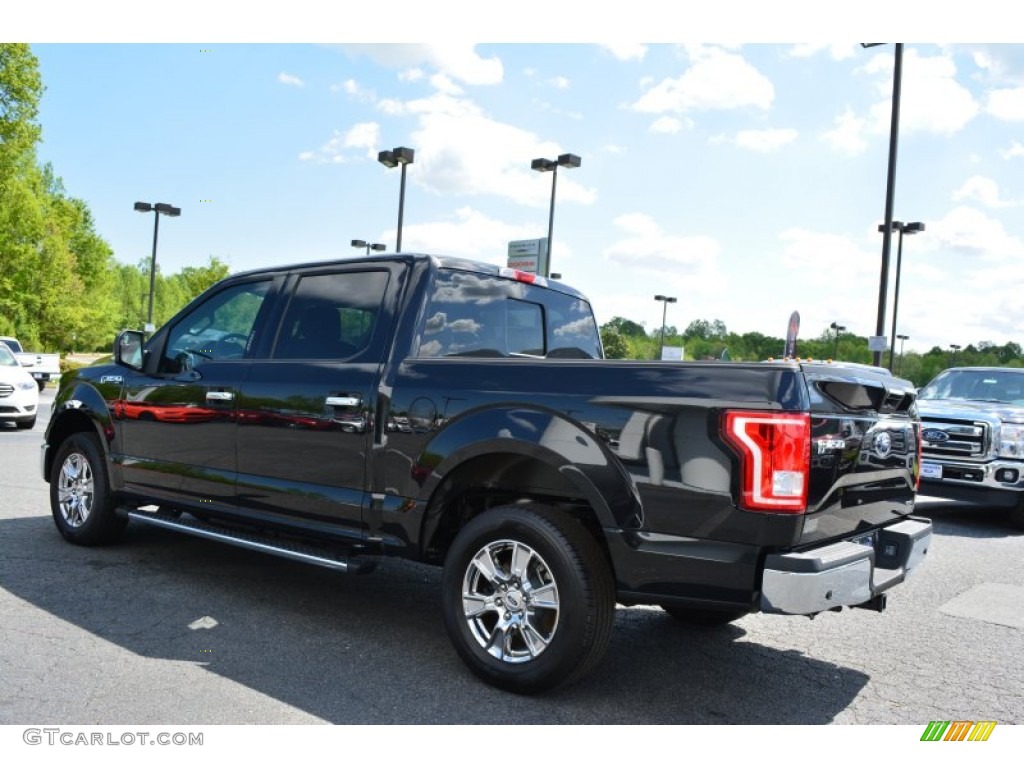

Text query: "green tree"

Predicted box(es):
[600, 328, 629, 359]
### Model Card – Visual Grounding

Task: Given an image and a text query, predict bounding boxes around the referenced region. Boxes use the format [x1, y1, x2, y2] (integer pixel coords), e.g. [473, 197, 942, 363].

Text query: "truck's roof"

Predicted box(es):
[226, 253, 590, 302]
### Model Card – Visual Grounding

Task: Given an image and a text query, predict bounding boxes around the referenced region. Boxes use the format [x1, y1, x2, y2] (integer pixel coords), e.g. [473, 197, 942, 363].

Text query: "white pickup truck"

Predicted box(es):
[0, 336, 61, 391]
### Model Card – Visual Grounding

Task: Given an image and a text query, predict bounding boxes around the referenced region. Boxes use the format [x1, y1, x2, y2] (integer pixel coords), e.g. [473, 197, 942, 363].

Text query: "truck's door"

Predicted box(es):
[234, 263, 402, 539]
[118, 277, 278, 511]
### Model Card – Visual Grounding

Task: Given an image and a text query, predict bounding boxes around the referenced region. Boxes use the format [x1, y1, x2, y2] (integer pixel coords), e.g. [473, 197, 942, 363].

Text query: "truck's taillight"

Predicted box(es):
[722, 411, 810, 513]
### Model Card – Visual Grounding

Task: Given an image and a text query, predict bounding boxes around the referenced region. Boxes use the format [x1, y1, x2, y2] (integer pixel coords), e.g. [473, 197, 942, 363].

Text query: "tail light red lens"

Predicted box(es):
[722, 411, 810, 513]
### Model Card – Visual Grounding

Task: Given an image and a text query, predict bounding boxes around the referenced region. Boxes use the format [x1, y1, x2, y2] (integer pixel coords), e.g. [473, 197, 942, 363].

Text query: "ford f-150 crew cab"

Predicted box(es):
[42, 254, 932, 692]
[917, 366, 1024, 529]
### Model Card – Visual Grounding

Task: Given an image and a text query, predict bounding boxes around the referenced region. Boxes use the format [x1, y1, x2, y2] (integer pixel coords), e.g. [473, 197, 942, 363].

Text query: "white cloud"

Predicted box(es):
[629, 46, 774, 114]
[398, 68, 425, 83]
[787, 44, 858, 61]
[603, 144, 626, 154]
[952, 175, 1024, 208]
[337, 44, 503, 86]
[733, 128, 798, 152]
[299, 122, 380, 164]
[862, 49, 979, 136]
[277, 72, 304, 88]
[377, 92, 596, 208]
[602, 44, 647, 62]
[822, 107, 868, 155]
[430, 73, 464, 96]
[649, 116, 687, 134]
[1000, 140, 1024, 159]
[549, 76, 570, 90]
[987, 87, 1024, 121]
[330, 78, 360, 95]
[331, 78, 376, 102]
[778, 229, 877, 282]
[394, 207, 561, 262]
[895, 206, 1024, 348]
[603, 214, 723, 288]
[928, 205, 1024, 261]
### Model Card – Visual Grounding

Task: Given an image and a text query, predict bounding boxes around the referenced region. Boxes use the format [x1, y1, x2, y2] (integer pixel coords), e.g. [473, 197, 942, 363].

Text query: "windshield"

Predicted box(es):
[0, 344, 17, 367]
[919, 369, 1024, 405]
[1, 338, 23, 354]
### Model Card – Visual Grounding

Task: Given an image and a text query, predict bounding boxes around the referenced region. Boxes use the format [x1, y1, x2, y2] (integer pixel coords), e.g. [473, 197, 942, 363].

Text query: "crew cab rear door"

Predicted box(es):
[234, 262, 404, 539]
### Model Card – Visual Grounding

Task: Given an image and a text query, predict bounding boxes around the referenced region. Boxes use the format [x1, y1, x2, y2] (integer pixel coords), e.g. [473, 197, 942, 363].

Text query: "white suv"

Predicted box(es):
[0, 341, 40, 429]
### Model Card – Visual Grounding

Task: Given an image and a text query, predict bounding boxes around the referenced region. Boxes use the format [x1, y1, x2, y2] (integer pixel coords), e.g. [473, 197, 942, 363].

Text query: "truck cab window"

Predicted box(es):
[273, 270, 389, 360]
[417, 269, 599, 359]
[161, 280, 271, 373]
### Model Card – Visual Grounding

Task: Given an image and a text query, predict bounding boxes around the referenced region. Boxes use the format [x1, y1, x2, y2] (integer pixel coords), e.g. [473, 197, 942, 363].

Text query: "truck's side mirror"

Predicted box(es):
[115, 330, 145, 371]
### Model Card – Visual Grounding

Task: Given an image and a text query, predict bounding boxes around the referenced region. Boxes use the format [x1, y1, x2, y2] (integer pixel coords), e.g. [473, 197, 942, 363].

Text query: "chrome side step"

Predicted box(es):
[124, 508, 377, 574]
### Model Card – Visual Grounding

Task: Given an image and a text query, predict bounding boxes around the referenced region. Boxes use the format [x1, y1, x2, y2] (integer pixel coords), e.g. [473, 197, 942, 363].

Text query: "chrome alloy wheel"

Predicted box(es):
[57, 451, 95, 528]
[461, 539, 560, 663]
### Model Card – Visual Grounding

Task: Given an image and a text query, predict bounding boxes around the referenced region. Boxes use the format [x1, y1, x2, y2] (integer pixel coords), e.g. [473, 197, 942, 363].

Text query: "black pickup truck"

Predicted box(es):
[42, 254, 931, 692]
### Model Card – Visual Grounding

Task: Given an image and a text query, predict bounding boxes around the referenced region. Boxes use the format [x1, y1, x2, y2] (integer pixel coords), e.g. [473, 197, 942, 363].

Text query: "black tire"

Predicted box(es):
[49, 432, 126, 546]
[16, 416, 36, 430]
[36, 379, 46, 392]
[441, 505, 615, 694]
[660, 605, 748, 626]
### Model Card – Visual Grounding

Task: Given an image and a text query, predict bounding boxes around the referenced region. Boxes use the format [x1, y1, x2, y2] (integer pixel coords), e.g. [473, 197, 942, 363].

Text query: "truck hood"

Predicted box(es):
[918, 398, 1024, 425]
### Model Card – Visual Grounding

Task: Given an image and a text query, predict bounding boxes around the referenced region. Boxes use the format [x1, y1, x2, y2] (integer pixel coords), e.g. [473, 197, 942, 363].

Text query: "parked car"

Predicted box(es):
[0, 336, 61, 391]
[917, 366, 1024, 529]
[42, 254, 931, 692]
[0, 340, 40, 429]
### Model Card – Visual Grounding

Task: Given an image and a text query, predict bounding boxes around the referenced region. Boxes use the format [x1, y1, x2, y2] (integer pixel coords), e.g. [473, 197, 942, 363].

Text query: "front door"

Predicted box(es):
[118, 278, 275, 513]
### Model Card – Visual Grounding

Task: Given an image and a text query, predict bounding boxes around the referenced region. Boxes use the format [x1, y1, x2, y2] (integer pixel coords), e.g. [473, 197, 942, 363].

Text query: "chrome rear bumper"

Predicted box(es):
[760, 517, 932, 615]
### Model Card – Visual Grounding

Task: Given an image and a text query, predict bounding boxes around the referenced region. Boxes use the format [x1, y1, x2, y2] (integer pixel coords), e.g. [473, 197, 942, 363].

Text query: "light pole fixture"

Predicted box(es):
[879, 220, 925, 371]
[531, 152, 581, 278]
[862, 42, 904, 367]
[351, 239, 386, 255]
[378, 146, 415, 252]
[896, 334, 910, 376]
[950, 343, 961, 366]
[654, 294, 677, 360]
[830, 321, 846, 360]
[134, 201, 181, 332]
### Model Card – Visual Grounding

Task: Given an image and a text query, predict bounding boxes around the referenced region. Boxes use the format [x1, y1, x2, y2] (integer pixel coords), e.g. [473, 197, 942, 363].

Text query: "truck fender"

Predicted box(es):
[44, 381, 118, 484]
[414, 405, 643, 536]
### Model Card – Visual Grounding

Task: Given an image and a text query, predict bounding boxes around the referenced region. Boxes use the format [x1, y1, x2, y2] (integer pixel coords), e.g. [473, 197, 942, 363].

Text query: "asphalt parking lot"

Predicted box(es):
[1, 390, 1022, 725]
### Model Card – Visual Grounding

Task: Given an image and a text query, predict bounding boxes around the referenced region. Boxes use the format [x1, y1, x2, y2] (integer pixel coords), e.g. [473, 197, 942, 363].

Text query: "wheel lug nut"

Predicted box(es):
[504, 612, 511, 620]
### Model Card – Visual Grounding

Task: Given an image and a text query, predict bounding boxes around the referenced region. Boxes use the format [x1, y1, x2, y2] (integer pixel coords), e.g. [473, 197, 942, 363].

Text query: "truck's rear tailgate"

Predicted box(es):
[799, 363, 920, 547]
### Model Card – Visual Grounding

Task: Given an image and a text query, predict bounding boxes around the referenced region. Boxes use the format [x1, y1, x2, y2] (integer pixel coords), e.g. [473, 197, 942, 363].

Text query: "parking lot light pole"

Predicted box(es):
[896, 334, 910, 376]
[654, 294, 677, 360]
[830, 322, 846, 360]
[862, 43, 904, 367]
[950, 344, 961, 367]
[378, 146, 415, 252]
[134, 201, 181, 332]
[880, 220, 925, 371]
[531, 153, 581, 278]
[351, 239, 386, 255]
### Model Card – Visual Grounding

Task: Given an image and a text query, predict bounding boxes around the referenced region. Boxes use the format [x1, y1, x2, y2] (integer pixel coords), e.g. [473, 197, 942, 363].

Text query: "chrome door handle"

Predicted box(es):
[206, 391, 235, 401]
[326, 396, 361, 408]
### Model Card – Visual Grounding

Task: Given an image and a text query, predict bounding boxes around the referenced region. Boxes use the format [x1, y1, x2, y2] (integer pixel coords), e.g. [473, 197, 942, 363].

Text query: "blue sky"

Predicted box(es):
[12, 3, 1024, 355]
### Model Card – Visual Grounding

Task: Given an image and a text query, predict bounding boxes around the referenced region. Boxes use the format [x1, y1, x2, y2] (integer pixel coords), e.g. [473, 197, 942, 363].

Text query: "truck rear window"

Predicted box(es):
[417, 269, 601, 359]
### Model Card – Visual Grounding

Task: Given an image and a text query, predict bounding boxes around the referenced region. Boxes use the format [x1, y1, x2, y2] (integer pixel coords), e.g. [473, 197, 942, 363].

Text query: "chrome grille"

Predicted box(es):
[0, 384, 14, 398]
[920, 419, 987, 459]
